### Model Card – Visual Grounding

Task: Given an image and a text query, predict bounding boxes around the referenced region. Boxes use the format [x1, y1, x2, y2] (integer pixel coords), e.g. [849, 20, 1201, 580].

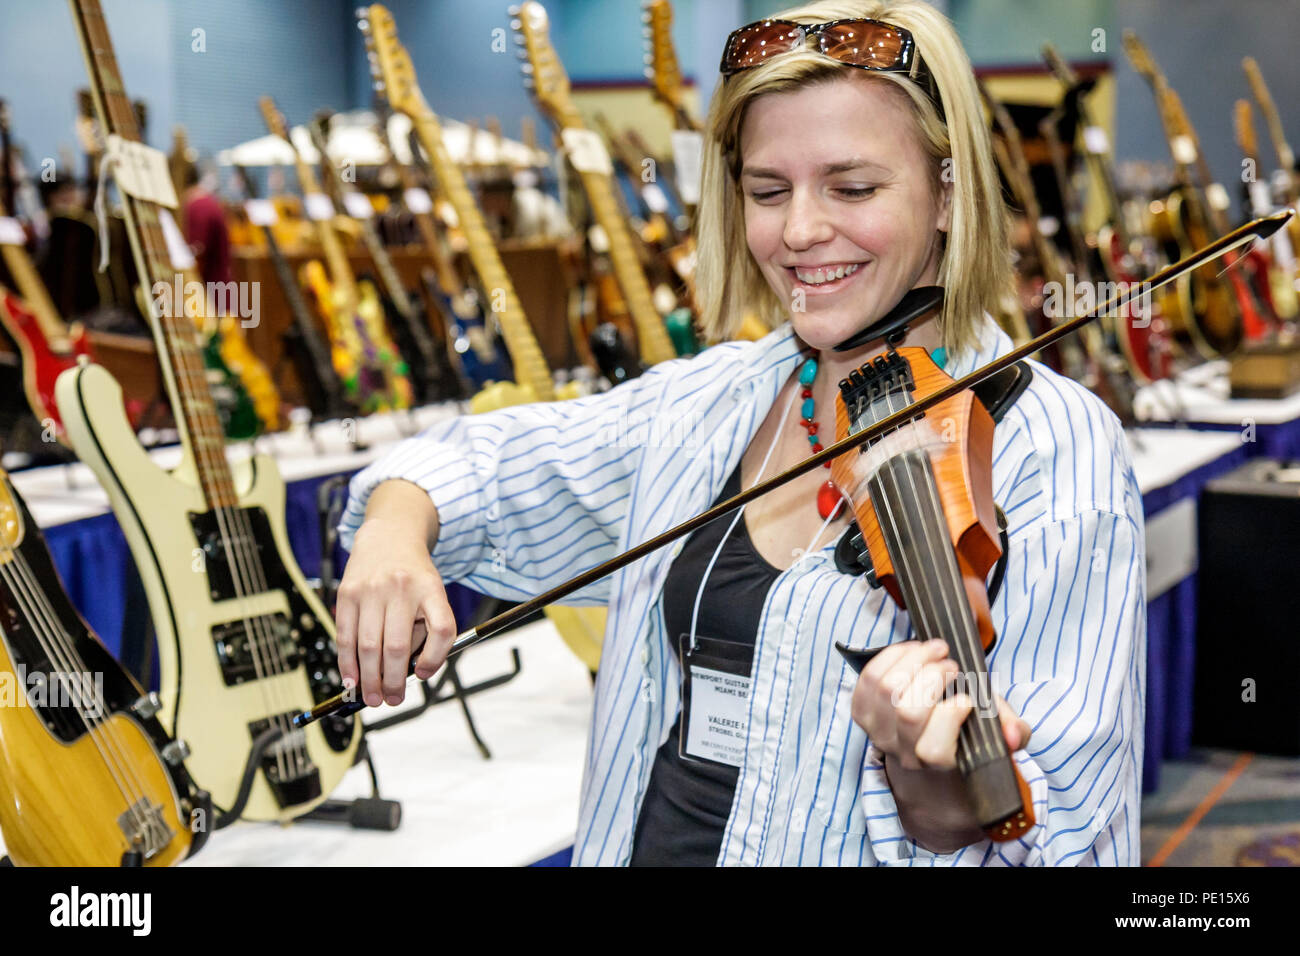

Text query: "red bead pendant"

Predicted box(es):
[817, 480, 846, 519]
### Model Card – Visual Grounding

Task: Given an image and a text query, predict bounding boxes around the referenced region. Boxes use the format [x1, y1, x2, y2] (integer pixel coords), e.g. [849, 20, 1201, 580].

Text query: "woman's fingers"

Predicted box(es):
[355, 593, 387, 708]
[997, 695, 1032, 752]
[414, 594, 457, 680]
[908, 693, 974, 770]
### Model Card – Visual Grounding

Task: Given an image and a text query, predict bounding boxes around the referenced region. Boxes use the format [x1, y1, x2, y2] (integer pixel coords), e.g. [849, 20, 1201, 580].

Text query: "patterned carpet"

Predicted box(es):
[1140, 749, 1300, 866]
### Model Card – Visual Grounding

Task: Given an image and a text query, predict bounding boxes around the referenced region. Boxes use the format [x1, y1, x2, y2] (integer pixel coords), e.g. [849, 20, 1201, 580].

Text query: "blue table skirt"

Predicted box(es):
[1138, 441, 1252, 793]
[1140, 417, 1300, 463]
[38, 430, 1258, 798]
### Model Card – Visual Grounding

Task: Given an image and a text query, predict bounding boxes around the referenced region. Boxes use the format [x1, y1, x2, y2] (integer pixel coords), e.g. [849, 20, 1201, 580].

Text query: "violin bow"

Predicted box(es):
[295, 209, 1293, 728]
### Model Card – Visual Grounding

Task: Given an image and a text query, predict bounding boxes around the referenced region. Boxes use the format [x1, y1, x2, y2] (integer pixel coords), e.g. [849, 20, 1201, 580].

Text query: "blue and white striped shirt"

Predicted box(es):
[339, 319, 1146, 866]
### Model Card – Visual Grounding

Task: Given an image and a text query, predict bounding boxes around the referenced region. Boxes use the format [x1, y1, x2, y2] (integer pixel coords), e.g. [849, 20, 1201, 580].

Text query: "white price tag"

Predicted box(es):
[105, 135, 179, 208]
[0, 216, 25, 246]
[1248, 181, 1272, 216]
[588, 223, 610, 254]
[1171, 135, 1197, 166]
[342, 192, 373, 219]
[641, 182, 669, 214]
[403, 187, 433, 214]
[1205, 183, 1230, 212]
[244, 198, 279, 226]
[561, 128, 613, 176]
[303, 192, 336, 221]
[437, 199, 460, 228]
[671, 130, 703, 205]
[1082, 125, 1110, 156]
[156, 208, 196, 270]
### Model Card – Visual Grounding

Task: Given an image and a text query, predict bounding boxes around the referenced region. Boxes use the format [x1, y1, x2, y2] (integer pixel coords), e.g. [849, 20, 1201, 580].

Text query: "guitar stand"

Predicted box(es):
[364, 647, 523, 759]
[216, 727, 401, 832]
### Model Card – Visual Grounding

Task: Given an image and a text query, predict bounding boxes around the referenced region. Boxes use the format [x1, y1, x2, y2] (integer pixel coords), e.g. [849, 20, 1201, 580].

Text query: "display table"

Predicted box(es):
[1135, 359, 1300, 459]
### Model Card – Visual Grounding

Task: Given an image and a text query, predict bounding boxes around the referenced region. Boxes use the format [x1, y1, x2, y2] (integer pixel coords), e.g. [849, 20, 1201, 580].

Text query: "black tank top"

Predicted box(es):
[629, 461, 782, 866]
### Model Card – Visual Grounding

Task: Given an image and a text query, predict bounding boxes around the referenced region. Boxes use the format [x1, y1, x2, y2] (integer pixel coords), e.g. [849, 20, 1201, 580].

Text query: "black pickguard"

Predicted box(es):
[187, 505, 354, 753]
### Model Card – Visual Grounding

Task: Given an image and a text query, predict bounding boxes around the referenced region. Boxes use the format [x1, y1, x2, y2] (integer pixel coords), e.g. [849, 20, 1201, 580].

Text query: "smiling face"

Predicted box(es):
[739, 72, 950, 350]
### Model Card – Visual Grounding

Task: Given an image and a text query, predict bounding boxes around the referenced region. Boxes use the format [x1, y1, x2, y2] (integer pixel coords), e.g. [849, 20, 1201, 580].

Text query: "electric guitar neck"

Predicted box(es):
[513, 0, 676, 367]
[363, 3, 555, 400]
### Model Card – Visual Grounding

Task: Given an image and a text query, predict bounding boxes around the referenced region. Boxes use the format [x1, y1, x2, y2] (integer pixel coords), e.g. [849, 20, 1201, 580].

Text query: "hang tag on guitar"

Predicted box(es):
[1082, 125, 1109, 156]
[303, 192, 336, 222]
[561, 128, 613, 176]
[0, 216, 25, 246]
[1248, 181, 1272, 216]
[342, 192, 373, 219]
[105, 135, 179, 209]
[671, 130, 703, 205]
[678, 634, 753, 769]
[403, 187, 433, 215]
[641, 182, 669, 214]
[1205, 183, 1230, 212]
[244, 199, 278, 226]
[156, 208, 196, 271]
[1171, 135, 1197, 167]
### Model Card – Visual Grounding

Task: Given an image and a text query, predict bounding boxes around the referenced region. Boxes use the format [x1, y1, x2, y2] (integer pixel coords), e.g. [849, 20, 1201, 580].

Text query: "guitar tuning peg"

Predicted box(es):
[507, 4, 520, 14]
[643, 53, 653, 65]
[520, 62, 534, 75]
[515, 49, 529, 61]
[643, 67, 654, 80]
[513, 32, 525, 44]
[354, 6, 367, 17]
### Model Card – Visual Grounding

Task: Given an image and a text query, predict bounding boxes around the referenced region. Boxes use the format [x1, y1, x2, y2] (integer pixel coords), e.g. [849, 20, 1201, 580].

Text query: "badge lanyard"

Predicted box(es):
[677, 378, 842, 767]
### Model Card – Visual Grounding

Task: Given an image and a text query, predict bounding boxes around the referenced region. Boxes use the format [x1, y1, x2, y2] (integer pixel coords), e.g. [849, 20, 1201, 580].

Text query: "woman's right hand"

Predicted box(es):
[334, 513, 458, 708]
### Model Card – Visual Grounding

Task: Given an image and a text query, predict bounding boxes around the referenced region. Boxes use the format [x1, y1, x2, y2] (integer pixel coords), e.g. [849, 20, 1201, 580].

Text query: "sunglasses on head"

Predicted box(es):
[719, 17, 943, 116]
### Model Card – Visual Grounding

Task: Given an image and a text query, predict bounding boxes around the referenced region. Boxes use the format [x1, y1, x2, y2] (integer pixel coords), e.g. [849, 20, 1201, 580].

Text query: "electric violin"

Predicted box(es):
[296, 211, 1291, 832]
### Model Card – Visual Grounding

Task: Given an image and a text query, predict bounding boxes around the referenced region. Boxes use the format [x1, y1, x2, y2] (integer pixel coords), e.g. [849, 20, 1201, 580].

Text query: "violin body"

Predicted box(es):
[831, 345, 1034, 842]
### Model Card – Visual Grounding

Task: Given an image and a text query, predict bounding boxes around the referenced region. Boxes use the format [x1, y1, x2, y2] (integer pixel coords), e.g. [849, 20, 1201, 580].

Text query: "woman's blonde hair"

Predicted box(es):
[694, 0, 1011, 356]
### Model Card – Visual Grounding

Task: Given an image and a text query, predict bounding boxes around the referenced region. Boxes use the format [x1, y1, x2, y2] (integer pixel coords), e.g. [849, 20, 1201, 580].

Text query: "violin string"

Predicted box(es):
[844, 371, 952, 757]
[0, 542, 148, 836]
[866, 361, 1001, 768]
[894, 366, 1004, 764]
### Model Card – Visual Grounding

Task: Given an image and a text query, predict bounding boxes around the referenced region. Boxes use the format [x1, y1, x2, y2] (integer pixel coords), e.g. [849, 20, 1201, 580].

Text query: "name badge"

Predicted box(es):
[678, 635, 753, 769]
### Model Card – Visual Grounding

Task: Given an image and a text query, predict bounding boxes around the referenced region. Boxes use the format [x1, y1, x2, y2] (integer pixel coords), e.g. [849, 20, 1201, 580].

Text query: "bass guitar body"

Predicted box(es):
[0, 471, 209, 866]
[55, 363, 361, 821]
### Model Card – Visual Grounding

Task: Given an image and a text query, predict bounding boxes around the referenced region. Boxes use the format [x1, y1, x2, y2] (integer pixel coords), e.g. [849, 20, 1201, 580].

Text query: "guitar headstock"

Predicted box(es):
[1040, 42, 1077, 87]
[643, 0, 685, 113]
[1121, 30, 1162, 89]
[259, 95, 290, 141]
[1235, 99, 1258, 163]
[359, 4, 431, 120]
[510, 2, 578, 127]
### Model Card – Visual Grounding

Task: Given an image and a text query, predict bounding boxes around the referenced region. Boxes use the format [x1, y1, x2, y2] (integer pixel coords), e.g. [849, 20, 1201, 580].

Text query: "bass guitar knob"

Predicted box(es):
[161, 739, 191, 766]
[131, 692, 162, 720]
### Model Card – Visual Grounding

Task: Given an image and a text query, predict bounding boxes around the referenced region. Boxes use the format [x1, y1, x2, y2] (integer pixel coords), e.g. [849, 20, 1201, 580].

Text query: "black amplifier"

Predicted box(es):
[1193, 458, 1300, 755]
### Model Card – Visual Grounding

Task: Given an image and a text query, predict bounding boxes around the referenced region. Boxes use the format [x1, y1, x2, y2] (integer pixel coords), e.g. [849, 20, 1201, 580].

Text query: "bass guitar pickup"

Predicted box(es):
[212, 613, 301, 687]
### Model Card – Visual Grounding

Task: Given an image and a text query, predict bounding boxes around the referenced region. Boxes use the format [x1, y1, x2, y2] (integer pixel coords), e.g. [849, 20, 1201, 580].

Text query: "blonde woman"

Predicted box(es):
[335, 0, 1144, 866]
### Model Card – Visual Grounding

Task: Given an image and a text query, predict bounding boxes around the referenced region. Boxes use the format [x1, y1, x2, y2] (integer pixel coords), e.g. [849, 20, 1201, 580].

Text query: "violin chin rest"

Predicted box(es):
[833, 286, 945, 352]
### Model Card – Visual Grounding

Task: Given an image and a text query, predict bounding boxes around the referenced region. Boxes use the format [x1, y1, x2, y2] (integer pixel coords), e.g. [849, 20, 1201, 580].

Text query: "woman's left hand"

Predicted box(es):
[849, 638, 1031, 851]
[850, 637, 1030, 769]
